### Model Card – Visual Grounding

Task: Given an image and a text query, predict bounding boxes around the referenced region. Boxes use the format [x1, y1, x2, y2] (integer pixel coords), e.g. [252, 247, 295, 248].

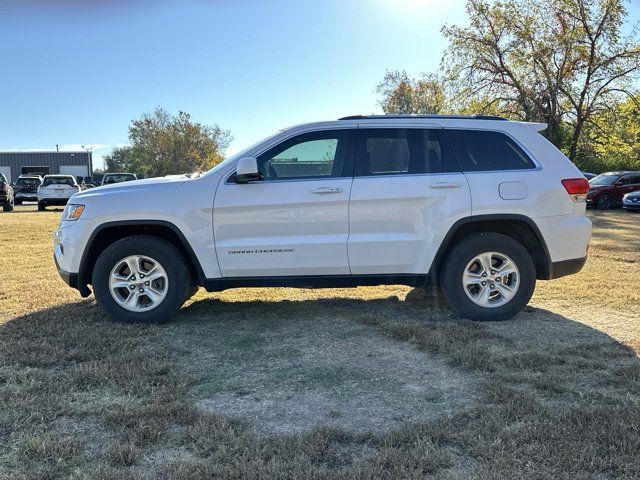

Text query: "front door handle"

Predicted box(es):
[311, 187, 343, 194]
[429, 182, 461, 189]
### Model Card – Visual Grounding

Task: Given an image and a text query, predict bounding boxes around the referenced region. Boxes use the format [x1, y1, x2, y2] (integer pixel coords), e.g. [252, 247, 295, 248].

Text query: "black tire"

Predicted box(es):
[596, 194, 612, 210]
[92, 235, 191, 324]
[2, 201, 13, 212]
[187, 284, 200, 301]
[37, 201, 46, 211]
[439, 232, 536, 322]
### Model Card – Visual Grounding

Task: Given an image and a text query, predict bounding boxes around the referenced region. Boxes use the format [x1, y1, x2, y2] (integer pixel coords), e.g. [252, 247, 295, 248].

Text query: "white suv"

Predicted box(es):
[38, 175, 81, 211]
[53, 115, 592, 323]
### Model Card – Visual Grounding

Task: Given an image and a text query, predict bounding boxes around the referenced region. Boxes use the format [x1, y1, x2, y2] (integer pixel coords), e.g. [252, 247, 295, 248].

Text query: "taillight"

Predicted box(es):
[561, 178, 589, 202]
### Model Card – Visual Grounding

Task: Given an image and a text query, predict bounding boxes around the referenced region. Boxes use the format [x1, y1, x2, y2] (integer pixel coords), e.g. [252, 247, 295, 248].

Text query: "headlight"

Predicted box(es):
[64, 204, 85, 221]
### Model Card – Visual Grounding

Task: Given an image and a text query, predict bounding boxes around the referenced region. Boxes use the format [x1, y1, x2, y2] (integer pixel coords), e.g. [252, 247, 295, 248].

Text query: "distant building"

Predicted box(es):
[0, 151, 93, 183]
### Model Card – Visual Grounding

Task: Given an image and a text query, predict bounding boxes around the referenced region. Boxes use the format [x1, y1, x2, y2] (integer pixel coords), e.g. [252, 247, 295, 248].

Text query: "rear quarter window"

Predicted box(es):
[445, 129, 536, 172]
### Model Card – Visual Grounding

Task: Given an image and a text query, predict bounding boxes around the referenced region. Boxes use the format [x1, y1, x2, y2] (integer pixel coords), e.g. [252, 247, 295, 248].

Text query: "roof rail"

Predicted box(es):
[338, 114, 508, 121]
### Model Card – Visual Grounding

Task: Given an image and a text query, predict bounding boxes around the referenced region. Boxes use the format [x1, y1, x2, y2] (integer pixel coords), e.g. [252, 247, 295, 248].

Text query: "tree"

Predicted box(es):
[104, 107, 232, 177]
[102, 146, 138, 173]
[441, 0, 640, 160]
[376, 70, 446, 114]
[584, 95, 640, 171]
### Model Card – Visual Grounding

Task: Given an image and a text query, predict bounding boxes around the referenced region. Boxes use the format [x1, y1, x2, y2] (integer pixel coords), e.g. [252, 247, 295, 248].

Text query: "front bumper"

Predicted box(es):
[54, 252, 79, 288]
[53, 253, 91, 296]
[623, 202, 640, 210]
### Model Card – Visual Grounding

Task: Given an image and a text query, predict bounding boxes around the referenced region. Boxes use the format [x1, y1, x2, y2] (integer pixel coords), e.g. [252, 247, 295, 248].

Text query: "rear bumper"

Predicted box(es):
[15, 192, 38, 200]
[550, 255, 587, 279]
[40, 198, 71, 205]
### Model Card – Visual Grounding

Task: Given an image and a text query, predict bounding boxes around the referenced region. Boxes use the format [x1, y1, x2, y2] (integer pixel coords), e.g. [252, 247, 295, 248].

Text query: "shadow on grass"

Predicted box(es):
[1, 292, 639, 478]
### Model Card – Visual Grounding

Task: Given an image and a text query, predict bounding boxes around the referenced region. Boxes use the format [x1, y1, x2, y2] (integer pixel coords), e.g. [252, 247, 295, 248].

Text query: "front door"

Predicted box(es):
[213, 129, 355, 277]
[348, 126, 471, 275]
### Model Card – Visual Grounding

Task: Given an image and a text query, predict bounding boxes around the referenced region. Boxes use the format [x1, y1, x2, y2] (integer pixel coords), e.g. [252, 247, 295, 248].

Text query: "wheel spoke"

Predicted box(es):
[110, 280, 130, 289]
[125, 257, 140, 278]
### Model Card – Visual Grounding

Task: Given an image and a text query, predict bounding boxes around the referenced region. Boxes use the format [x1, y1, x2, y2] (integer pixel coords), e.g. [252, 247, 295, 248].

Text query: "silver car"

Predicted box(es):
[622, 190, 640, 211]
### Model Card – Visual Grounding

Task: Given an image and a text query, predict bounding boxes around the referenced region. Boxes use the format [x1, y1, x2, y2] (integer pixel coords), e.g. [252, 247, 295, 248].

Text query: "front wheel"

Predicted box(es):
[92, 235, 191, 323]
[596, 194, 612, 210]
[440, 233, 536, 321]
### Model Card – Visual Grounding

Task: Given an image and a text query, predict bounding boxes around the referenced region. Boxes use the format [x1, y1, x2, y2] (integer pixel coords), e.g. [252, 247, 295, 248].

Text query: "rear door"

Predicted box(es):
[348, 126, 471, 275]
[213, 129, 355, 277]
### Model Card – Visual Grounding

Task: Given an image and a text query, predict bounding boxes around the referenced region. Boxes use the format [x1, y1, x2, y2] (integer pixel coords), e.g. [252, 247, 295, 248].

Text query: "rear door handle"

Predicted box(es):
[311, 187, 342, 194]
[429, 182, 461, 189]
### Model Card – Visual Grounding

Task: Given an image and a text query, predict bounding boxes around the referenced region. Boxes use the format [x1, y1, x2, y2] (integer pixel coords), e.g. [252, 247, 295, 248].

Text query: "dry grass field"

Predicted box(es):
[1, 205, 639, 479]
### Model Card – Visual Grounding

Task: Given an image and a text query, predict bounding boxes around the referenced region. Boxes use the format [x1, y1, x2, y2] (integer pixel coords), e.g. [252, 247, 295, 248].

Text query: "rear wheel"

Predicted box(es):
[597, 194, 612, 210]
[440, 232, 536, 321]
[92, 235, 191, 324]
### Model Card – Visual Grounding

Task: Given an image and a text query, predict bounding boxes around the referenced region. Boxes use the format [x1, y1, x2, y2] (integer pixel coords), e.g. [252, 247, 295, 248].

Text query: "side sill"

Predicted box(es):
[203, 274, 431, 292]
[549, 256, 587, 280]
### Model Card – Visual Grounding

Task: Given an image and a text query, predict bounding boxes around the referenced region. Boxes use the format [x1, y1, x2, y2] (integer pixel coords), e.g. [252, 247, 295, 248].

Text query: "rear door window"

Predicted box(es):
[356, 129, 453, 176]
[445, 129, 536, 172]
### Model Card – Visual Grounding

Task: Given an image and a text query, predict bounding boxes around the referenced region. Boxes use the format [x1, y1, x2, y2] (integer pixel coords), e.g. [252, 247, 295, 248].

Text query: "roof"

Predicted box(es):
[338, 114, 508, 121]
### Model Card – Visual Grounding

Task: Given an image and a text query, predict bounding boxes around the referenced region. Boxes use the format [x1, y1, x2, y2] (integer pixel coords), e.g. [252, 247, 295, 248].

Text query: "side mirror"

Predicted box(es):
[234, 157, 262, 183]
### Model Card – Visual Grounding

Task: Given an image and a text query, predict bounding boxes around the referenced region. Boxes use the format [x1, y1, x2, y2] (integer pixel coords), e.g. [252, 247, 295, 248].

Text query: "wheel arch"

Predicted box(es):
[78, 220, 206, 296]
[430, 214, 553, 281]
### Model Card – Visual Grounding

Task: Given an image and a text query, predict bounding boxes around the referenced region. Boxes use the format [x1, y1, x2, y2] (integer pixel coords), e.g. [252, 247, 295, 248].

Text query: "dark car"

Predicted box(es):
[0, 173, 15, 212]
[587, 171, 640, 209]
[12, 175, 42, 204]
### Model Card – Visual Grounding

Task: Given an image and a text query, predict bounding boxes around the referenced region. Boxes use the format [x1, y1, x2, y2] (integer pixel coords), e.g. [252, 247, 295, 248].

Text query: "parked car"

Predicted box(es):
[54, 114, 591, 324]
[581, 171, 597, 180]
[0, 173, 14, 212]
[38, 175, 81, 211]
[586, 171, 640, 209]
[101, 173, 137, 186]
[13, 175, 42, 204]
[622, 190, 640, 212]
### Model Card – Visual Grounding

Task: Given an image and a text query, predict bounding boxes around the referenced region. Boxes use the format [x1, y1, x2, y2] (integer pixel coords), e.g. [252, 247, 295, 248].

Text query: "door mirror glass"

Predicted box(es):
[235, 157, 262, 183]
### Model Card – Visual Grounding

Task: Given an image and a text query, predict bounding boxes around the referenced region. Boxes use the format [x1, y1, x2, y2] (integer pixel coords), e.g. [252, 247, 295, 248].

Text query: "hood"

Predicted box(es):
[73, 175, 188, 201]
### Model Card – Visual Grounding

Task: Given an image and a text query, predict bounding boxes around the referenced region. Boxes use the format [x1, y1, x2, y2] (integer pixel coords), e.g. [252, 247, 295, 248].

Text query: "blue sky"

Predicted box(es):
[1, 0, 639, 169]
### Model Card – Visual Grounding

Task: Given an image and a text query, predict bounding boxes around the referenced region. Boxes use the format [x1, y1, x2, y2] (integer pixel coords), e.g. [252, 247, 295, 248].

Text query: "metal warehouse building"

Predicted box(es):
[0, 151, 93, 183]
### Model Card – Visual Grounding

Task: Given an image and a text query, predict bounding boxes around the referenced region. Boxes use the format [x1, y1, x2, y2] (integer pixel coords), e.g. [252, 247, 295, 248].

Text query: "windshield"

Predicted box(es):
[589, 174, 618, 186]
[17, 178, 41, 186]
[43, 177, 75, 187]
[103, 174, 136, 184]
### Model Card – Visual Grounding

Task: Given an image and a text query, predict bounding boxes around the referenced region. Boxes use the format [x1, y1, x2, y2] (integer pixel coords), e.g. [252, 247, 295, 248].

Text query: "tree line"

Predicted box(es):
[103, 0, 640, 176]
[378, 0, 640, 173]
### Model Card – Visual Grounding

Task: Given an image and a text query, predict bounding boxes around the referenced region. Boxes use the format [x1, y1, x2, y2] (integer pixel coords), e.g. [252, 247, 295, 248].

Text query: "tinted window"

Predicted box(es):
[257, 130, 348, 180]
[16, 178, 41, 186]
[590, 174, 618, 186]
[629, 175, 640, 185]
[446, 130, 536, 172]
[43, 177, 75, 187]
[358, 129, 447, 176]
